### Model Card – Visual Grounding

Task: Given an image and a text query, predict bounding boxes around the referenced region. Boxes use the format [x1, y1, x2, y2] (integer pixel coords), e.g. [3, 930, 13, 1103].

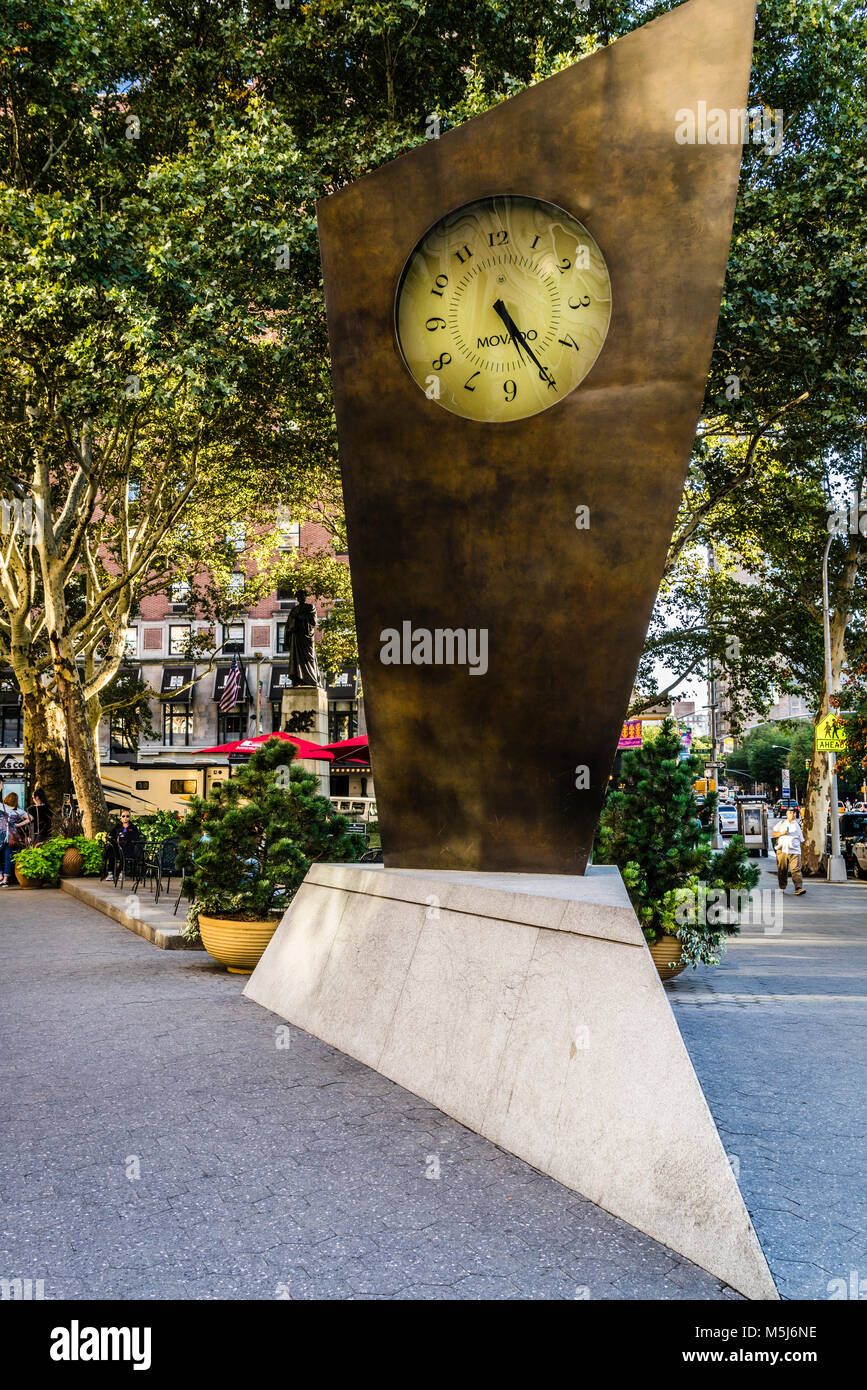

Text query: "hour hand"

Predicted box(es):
[492, 299, 553, 386]
[492, 299, 524, 361]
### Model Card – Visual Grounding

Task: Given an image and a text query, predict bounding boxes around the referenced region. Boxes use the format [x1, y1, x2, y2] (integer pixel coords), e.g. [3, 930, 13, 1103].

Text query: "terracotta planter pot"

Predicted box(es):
[60, 847, 84, 877]
[13, 865, 55, 889]
[198, 912, 281, 975]
[648, 935, 687, 980]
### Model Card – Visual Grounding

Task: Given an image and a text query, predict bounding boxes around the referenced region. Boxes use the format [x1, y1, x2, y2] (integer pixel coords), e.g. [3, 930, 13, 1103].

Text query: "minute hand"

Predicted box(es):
[492, 299, 551, 380]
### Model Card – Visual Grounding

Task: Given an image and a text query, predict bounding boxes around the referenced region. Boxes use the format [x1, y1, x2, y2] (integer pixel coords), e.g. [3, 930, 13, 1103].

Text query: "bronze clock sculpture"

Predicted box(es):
[317, 0, 756, 874]
[252, 0, 780, 1303]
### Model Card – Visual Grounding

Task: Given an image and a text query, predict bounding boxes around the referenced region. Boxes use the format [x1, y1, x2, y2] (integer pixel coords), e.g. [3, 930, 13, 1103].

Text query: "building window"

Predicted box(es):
[163, 703, 191, 746]
[276, 622, 290, 653]
[329, 701, 358, 743]
[277, 515, 300, 550]
[171, 580, 190, 605]
[276, 585, 297, 603]
[227, 571, 245, 600]
[226, 524, 246, 552]
[0, 702, 22, 747]
[217, 708, 247, 742]
[109, 714, 135, 754]
[123, 628, 137, 657]
[169, 624, 190, 656]
[223, 623, 245, 654]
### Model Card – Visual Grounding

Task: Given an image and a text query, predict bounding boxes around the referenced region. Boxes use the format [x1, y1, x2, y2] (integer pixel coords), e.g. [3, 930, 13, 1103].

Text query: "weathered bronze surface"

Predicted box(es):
[317, 0, 756, 873]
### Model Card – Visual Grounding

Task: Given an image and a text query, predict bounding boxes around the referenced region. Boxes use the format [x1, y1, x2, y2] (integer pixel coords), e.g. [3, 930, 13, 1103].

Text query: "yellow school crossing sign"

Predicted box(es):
[815, 714, 847, 752]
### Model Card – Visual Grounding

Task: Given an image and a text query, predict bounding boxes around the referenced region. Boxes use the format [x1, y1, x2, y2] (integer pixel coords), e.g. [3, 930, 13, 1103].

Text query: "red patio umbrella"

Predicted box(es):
[198, 731, 334, 761]
[323, 736, 370, 763]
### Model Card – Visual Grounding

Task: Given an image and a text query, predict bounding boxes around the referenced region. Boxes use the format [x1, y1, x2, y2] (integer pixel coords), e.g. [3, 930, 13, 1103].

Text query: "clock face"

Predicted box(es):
[395, 195, 612, 423]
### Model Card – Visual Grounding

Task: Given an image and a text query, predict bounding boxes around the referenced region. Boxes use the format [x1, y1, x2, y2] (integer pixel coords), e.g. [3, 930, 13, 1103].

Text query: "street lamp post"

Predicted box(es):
[253, 651, 263, 736]
[822, 534, 847, 882]
[706, 544, 724, 851]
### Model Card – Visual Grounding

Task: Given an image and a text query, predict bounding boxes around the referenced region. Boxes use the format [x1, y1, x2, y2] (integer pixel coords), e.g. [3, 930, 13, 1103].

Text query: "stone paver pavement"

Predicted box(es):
[668, 866, 867, 1301]
[1, 870, 864, 1300]
[1, 888, 738, 1301]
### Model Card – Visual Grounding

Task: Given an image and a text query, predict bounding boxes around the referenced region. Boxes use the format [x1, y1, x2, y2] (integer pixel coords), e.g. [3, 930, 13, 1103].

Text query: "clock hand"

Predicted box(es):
[492, 299, 555, 386]
[492, 299, 525, 363]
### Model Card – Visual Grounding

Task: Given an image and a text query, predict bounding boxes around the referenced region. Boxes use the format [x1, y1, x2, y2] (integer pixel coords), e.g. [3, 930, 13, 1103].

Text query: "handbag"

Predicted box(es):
[7, 817, 25, 849]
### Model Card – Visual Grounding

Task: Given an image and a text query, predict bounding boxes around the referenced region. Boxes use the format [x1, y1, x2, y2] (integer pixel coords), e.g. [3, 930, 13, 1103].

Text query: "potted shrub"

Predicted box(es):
[13, 838, 67, 888]
[596, 718, 759, 978]
[60, 836, 103, 877]
[178, 738, 363, 973]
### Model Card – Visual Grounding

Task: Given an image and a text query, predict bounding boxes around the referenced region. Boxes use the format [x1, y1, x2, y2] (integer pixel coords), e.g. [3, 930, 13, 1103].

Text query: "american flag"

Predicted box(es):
[220, 653, 242, 713]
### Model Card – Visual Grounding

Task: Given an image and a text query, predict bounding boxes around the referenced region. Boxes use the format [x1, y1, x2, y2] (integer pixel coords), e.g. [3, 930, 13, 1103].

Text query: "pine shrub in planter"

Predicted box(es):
[177, 738, 363, 968]
[595, 718, 759, 970]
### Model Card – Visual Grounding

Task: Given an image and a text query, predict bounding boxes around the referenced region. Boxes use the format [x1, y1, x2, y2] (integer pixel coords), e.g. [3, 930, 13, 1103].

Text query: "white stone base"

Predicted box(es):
[244, 864, 778, 1300]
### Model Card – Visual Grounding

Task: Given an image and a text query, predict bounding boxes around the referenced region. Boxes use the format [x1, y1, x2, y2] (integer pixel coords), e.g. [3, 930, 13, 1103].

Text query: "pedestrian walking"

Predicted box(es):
[0, 793, 32, 886]
[771, 805, 806, 894]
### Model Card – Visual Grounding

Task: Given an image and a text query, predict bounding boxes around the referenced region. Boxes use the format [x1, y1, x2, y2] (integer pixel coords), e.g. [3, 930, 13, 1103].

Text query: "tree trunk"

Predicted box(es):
[54, 658, 108, 836]
[801, 596, 850, 873]
[22, 688, 68, 816]
[801, 735, 831, 875]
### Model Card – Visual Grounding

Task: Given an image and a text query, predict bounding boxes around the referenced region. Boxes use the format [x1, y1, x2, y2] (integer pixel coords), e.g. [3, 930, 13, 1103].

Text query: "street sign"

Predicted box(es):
[815, 714, 847, 753]
[781, 768, 790, 795]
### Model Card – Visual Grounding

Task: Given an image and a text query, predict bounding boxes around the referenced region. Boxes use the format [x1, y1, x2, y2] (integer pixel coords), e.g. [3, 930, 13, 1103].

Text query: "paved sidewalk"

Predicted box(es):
[1, 890, 737, 1301]
[668, 865, 867, 1301]
[1, 874, 864, 1300]
[60, 876, 198, 950]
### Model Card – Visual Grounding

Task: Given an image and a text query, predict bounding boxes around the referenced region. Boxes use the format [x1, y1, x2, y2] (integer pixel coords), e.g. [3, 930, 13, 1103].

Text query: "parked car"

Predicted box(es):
[825, 811, 867, 876]
[852, 839, 867, 879]
[718, 805, 739, 835]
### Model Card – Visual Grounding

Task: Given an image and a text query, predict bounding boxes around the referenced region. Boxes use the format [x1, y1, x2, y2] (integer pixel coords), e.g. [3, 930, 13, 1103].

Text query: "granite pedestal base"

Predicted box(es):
[280, 684, 329, 794]
[244, 863, 778, 1300]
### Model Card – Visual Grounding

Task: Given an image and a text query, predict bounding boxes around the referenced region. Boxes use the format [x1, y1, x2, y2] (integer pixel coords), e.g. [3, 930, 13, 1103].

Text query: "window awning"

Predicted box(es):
[327, 666, 358, 700]
[269, 665, 291, 700]
[161, 666, 194, 703]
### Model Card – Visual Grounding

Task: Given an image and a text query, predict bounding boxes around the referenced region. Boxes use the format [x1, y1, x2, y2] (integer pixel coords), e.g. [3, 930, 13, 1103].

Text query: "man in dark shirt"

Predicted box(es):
[107, 809, 145, 881]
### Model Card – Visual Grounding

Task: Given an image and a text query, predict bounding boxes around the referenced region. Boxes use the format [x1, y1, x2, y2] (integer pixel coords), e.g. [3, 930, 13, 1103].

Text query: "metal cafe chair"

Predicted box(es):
[117, 839, 147, 894]
[151, 836, 180, 906]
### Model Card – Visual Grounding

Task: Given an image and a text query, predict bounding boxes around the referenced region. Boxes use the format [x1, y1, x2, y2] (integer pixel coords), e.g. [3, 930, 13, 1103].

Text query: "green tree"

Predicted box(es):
[4, 0, 865, 843]
[596, 719, 759, 966]
[177, 737, 362, 922]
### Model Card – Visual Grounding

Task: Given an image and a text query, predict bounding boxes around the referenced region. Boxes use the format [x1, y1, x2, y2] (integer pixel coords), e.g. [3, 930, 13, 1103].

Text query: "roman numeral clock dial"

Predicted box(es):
[396, 195, 612, 423]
